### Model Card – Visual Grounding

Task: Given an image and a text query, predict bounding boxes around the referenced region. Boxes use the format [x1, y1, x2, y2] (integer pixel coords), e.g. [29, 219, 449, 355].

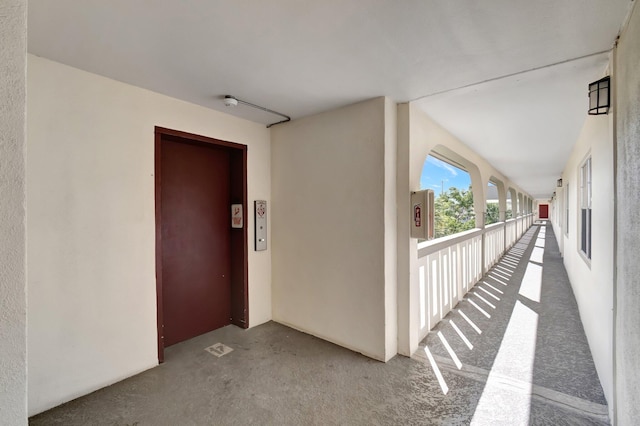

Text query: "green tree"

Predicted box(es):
[486, 203, 500, 225]
[434, 186, 476, 238]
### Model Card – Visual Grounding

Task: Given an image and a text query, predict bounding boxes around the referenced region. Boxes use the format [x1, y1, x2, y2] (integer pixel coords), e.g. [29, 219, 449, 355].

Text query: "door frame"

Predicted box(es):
[539, 203, 549, 219]
[154, 126, 248, 362]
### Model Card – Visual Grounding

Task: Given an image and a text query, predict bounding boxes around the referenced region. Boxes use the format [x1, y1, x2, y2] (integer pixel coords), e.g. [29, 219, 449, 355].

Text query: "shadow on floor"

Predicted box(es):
[417, 223, 609, 425]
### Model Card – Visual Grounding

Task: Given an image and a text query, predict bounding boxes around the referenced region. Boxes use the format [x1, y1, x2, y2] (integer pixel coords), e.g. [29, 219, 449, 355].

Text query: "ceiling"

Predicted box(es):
[27, 0, 632, 199]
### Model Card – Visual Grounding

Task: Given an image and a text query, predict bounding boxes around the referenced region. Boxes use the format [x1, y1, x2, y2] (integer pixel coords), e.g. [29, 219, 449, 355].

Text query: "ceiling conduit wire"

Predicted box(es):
[224, 95, 291, 128]
[410, 49, 613, 102]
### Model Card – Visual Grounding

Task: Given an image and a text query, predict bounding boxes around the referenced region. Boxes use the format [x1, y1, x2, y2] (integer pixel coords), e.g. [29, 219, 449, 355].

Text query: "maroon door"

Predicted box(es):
[539, 204, 549, 219]
[161, 139, 231, 347]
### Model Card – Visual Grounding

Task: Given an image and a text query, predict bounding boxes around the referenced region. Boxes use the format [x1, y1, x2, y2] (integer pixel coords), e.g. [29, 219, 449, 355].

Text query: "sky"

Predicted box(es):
[420, 156, 471, 196]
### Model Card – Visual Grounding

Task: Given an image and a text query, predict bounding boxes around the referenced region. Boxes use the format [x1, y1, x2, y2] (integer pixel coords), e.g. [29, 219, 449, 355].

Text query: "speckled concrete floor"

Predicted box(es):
[30, 223, 608, 425]
[419, 223, 609, 425]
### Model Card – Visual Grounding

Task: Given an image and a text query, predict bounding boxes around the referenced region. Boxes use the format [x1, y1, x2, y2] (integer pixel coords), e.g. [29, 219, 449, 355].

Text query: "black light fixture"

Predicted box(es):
[557, 178, 563, 188]
[588, 76, 610, 115]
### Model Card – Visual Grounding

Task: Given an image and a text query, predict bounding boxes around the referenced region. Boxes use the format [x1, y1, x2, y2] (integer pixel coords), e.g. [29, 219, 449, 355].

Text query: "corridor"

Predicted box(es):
[30, 224, 607, 425]
[417, 223, 608, 425]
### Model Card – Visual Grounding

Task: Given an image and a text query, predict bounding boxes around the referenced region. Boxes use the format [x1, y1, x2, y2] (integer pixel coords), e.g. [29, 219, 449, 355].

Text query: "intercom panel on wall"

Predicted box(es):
[411, 190, 435, 240]
[254, 200, 267, 251]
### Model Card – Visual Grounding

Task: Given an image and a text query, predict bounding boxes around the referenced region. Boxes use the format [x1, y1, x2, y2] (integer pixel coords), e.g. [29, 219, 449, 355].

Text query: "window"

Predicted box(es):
[420, 154, 475, 238]
[580, 158, 592, 259]
[565, 183, 569, 236]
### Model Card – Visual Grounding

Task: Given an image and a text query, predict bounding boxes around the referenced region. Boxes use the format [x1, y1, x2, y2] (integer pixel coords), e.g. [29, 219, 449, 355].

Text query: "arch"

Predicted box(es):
[488, 176, 507, 223]
[507, 187, 517, 219]
[517, 192, 524, 217]
[426, 145, 483, 229]
[421, 147, 478, 236]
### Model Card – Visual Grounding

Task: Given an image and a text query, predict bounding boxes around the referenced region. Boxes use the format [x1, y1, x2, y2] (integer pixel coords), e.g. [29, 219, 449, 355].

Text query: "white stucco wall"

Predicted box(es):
[553, 110, 614, 413]
[271, 97, 395, 361]
[615, 2, 640, 424]
[27, 55, 272, 415]
[397, 104, 532, 356]
[0, 1, 27, 424]
[383, 98, 399, 360]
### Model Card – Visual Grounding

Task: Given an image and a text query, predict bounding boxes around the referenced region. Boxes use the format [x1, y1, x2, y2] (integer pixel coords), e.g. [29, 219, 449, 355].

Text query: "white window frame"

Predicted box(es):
[579, 157, 592, 263]
[564, 182, 570, 236]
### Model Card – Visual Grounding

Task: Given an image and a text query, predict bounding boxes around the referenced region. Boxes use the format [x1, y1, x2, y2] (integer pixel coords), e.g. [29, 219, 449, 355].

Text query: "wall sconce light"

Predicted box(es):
[557, 178, 563, 188]
[588, 76, 610, 115]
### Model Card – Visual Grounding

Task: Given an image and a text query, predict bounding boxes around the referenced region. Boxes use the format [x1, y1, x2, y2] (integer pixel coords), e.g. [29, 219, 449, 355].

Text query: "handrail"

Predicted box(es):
[418, 221, 506, 258]
[417, 214, 535, 260]
[416, 212, 534, 337]
[485, 221, 505, 231]
[418, 228, 483, 257]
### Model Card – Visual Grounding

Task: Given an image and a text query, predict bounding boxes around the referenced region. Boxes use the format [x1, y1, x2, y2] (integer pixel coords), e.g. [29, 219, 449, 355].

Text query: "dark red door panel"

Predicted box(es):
[539, 204, 549, 219]
[161, 139, 231, 347]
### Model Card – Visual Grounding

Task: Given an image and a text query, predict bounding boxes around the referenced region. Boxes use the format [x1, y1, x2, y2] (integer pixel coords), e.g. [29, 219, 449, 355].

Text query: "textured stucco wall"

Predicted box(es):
[271, 98, 391, 361]
[0, 0, 27, 424]
[383, 98, 398, 360]
[615, 2, 640, 424]
[553, 109, 614, 414]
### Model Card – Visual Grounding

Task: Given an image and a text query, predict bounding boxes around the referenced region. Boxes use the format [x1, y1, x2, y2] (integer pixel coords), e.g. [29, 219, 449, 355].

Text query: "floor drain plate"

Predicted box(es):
[205, 343, 233, 358]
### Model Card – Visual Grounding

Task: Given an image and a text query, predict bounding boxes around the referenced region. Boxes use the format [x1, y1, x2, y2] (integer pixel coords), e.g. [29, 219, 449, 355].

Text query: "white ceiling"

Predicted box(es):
[27, 0, 632, 198]
[415, 53, 611, 198]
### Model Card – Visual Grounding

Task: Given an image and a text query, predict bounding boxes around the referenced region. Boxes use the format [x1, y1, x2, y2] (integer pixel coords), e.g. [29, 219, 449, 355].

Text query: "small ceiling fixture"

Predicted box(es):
[223, 95, 291, 128]
[588, 76, 610, 115]
[223, 96, 238, 107]
[557, 178, 563, 188]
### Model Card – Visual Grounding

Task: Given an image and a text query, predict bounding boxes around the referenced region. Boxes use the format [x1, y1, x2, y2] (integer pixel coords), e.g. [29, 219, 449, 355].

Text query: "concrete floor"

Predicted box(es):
[30, 223, 609, 425]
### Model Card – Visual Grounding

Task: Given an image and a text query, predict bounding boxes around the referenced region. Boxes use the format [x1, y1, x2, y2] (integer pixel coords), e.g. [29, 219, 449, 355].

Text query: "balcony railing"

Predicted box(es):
[484, 221, 505, 271]
[417, 213, 534, 339]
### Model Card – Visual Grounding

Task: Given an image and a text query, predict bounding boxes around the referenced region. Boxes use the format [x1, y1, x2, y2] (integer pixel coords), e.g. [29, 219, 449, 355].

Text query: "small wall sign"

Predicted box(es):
[231, 204, 243, 228]
[414, 204, 422, 228]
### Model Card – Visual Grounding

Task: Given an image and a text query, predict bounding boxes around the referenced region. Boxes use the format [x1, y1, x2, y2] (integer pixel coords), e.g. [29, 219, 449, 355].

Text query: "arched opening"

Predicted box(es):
[486, 180, 500, 225]
[420, 153, 475, 238]
[506, 190, 513, 219]
[518, 193, 524, 217]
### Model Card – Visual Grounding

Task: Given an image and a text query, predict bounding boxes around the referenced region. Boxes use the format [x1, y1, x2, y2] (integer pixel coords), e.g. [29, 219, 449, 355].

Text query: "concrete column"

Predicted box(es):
[614, 2, 640, 423]
[470, 171, 486, 229]
[0, 0, 28, 423]
[497, 181, 507, 223]
[517, 193, 523, 217]
[508, 187, 517, 219]
[396, 103, 419, 357]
